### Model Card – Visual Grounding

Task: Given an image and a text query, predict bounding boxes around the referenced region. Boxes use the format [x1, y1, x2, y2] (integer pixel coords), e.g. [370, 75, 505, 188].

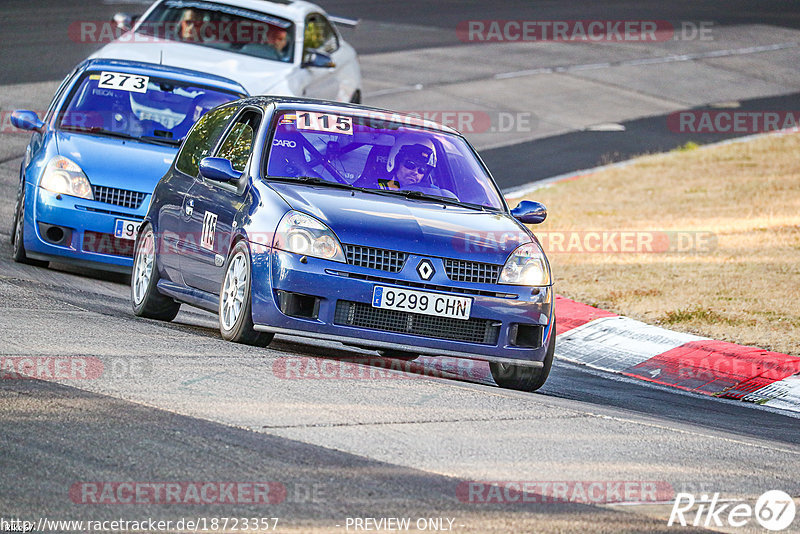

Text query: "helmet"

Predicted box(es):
[386, 135, 437, 174]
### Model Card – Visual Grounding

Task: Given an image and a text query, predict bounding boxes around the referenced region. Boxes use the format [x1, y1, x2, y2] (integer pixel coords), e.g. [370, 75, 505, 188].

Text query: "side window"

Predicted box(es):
[44, 70, 77, 123]
[216, 110, 262, 172]
[175, 105, 237, 177]
[304, 14, 339, 55]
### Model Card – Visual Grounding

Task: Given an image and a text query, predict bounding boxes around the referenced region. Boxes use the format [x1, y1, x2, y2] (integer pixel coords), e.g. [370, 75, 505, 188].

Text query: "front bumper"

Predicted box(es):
[250, 249, 554, 366]
[26, 186, 148, 271]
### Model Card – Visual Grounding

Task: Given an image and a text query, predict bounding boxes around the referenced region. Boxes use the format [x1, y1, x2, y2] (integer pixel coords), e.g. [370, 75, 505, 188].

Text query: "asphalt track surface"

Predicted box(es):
[2, 1, 800, 532]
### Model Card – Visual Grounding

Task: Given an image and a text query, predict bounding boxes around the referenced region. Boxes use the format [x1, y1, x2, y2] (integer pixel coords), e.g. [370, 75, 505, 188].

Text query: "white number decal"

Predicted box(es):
[98, 72, 149, 93]
[296, 112, 353, 135]
[201, 211, 218, 251]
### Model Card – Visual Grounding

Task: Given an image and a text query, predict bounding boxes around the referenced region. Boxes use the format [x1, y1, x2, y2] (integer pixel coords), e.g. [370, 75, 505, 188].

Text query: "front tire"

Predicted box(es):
[131, 224, 180, 321]
[490, 319, 556, 392]
[12, 190, 48, 267]
[219, 241, 274, 347]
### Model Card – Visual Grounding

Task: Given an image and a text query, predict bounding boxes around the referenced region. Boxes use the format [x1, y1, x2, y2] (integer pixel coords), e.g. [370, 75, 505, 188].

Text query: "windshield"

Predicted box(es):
[57, 70, 240, 143]
[265, 110, 505, 210]
[136, 0, 295, 63]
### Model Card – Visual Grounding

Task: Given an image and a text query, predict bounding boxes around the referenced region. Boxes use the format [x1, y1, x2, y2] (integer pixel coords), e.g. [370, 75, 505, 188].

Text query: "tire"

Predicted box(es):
[12, 189, 48, 267]
[131, 224, 180, 321]
[219, 240, 274, 347]
[490, 318, 556, 392]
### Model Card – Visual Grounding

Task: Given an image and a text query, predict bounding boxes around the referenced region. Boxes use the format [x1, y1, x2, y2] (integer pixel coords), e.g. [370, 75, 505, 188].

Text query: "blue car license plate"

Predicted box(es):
[114, 219, 141, 241]
[372, 286, 472, 320]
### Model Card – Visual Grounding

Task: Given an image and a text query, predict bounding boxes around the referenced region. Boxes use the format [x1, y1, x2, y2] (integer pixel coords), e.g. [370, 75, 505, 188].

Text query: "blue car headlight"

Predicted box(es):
[40, 156, 93, 200]
[273, 211, 346, 263]
[499, 242, 551, 286]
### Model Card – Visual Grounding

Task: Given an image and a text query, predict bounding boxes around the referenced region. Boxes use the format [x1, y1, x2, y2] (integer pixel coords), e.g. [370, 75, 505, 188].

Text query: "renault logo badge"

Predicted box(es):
[416, 259, 435, 281]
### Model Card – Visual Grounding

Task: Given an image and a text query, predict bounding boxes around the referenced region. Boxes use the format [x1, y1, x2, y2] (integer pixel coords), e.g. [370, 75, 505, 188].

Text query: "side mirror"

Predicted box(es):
[302, 50, 335, 69]
[511, 200, 547, 224]
[199, 157, 241, 183]
[112, 12, 135, 31]
[10, 110, 45, 132]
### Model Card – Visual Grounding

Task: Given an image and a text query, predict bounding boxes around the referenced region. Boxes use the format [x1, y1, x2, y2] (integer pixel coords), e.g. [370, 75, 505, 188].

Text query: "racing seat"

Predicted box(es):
[352, 145, 391, 188]
[267, 132, 318, 178]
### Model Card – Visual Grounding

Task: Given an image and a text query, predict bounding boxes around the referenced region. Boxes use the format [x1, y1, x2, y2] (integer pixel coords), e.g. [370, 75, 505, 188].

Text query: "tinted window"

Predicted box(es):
[216, 110, 262, 172]
[57, 71, 239, 144]
[265, 110, 504, 210]
[175, 105, 237, 176]
[304, 14, 338, 55]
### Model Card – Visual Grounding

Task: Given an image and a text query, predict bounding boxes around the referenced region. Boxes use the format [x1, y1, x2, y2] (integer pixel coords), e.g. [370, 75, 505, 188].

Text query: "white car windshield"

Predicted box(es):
[265, 110, 505, 210]
[135, 0, 295, 63]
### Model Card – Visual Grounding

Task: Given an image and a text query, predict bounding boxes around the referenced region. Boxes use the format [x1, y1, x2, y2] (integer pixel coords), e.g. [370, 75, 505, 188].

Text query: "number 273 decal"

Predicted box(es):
[97, 71, 149, 93]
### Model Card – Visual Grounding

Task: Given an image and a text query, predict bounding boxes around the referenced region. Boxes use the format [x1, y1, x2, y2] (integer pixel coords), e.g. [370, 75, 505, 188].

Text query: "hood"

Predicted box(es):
[269, 183, 532, 264]
[92, 41, 294, 96]
[55, 131, 176, 192]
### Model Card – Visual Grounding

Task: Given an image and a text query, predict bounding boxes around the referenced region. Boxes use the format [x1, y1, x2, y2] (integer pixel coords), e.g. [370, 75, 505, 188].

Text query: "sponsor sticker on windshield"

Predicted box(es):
[295, 111, 353, 135]
[97, 72, 149, 93]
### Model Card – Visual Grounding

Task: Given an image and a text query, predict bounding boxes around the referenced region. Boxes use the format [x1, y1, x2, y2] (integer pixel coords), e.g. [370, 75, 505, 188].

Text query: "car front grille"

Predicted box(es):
[92, 185, 147, 210]
[344, 244, 407, 273]
[82, 231, 135, 258]
[443, 258, 502, 284]
[334, 300, 501, 345]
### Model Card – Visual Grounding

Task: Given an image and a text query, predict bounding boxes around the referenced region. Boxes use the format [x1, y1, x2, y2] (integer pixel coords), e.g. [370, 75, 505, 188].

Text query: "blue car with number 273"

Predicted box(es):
[131, 97, 556, 391]
[11, 58, 245, 272]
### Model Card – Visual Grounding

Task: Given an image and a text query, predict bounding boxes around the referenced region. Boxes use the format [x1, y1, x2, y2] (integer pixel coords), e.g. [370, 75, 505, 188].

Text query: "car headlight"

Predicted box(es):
[273, 211, 346, 263]
[40, 156, 93, 200]
[499, 242, 551, 286]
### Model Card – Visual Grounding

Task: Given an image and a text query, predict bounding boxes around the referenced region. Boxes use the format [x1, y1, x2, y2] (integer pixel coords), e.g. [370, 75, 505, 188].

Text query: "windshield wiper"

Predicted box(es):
[140, 135, 181, 147]
[268, 176, 365, 192]
[60, 125, 179, 147]
[374, 189, 486, 211]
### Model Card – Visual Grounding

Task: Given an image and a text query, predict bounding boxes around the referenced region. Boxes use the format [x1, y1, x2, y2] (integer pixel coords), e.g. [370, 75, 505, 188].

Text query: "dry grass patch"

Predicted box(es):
[522, 132, 800, 356]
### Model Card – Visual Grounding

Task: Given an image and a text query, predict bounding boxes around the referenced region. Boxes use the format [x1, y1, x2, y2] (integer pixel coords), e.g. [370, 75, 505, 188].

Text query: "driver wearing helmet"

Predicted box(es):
[378, 142, 436, 191]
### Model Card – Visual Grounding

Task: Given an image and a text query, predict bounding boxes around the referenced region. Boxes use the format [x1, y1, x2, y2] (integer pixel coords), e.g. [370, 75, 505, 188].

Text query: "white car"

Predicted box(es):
[91, 0, 362, 103]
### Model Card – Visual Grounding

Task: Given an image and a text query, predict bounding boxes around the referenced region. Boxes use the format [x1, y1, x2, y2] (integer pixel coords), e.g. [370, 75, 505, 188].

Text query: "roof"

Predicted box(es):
[245, 96, 462, 135]
[80, 58, 248, 95]
[141, 0, 326, 24]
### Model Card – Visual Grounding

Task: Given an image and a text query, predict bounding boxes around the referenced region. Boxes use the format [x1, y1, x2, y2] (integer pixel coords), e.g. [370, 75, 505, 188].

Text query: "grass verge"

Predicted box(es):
[521, 132, 800, 356]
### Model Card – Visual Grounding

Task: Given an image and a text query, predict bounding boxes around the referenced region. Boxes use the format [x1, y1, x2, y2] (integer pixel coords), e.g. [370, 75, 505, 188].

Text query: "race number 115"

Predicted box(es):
[296, 112, 352, 135]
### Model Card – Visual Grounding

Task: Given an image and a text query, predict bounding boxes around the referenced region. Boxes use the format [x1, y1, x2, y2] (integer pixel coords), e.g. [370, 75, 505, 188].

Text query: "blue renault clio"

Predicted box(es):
[131, 97, 555, 390]
[10, 58, 245, 272]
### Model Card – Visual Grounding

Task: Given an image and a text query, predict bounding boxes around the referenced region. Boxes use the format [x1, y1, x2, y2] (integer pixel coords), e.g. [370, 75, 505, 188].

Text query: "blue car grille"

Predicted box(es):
[443, 259, 501, 284]
[92, 185, 147, 210]
[345, 244, 407, 273]
[334, 300, 501, 345]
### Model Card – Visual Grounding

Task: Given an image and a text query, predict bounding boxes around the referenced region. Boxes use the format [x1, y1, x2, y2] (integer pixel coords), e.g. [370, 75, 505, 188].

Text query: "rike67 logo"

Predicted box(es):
[668, 490, 796, 531]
